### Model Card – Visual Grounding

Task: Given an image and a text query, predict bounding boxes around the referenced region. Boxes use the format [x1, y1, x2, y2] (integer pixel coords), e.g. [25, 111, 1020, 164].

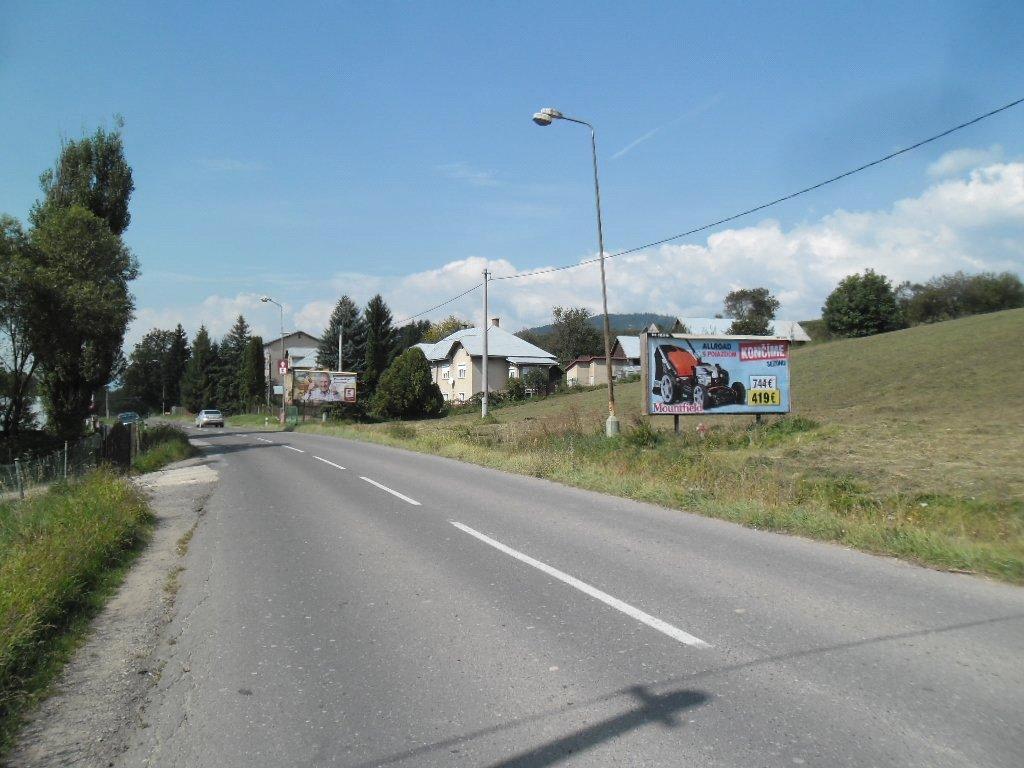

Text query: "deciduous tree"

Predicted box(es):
[28, 206, 138, 440]
[31, 120, 134, 237]
[0, 216, 38, 435]
[549, 307, 602, 366]
[724, 288, 779, 336]
[823, 270, 905, 338]
[423, 315, 472, 343]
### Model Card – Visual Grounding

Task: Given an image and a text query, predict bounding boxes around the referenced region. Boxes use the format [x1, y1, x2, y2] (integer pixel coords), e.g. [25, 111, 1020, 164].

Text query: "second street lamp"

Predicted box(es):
[261, 295, 286, 425]
[533, 106, 619, 437]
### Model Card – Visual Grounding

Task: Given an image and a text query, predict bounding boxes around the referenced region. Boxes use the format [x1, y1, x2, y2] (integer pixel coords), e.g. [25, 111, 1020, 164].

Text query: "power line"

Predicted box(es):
[492, 96, 1024, 281]
[390, 96, 1022, 321]
[394, 283, 481, 326]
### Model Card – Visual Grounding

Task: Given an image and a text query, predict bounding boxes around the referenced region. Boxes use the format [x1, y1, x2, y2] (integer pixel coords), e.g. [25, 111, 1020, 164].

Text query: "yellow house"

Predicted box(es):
[413, 319, 559, 404]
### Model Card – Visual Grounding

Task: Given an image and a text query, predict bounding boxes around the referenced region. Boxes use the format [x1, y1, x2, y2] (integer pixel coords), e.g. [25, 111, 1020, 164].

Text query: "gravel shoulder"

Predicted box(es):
[6, 456, 219, 767]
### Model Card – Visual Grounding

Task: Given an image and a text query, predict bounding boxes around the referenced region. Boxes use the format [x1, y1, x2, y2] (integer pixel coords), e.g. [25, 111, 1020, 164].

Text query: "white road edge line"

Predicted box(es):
[449, 521, 710, 649]
[282, 445, 305, 453]
[359, 476, 421, 506]
[256, 437, 273, 443]
[313, 456, 346, 470]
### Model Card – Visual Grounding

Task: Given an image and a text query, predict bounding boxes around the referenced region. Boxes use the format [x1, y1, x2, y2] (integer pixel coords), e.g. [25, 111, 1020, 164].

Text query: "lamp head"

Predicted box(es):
[260, 296, 271, 303]
[532, 107, 562, 126]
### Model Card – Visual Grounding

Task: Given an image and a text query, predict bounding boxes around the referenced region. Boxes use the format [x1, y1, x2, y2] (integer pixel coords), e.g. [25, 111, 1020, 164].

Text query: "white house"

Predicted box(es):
[413, 319, 559, 403]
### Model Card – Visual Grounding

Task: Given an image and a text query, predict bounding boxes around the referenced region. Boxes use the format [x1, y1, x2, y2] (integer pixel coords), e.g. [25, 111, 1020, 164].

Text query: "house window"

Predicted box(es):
[458, 364, 467, 379]
[457, 392, 465, 402]
[442, 364, 450, 380]
[508, 365, 516, 378]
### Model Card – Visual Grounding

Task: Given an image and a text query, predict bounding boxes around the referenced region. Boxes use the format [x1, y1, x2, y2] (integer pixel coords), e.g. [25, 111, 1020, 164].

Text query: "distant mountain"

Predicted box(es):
[519, 312, 677, 337]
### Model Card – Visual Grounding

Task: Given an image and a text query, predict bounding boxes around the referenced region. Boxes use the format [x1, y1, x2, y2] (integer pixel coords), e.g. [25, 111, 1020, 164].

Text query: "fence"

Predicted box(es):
[0, 430, 117, 501]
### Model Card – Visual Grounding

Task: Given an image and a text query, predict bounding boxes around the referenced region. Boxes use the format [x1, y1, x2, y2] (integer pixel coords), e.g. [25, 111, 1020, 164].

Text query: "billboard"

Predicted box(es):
[293, 370, 358, 403]
[642, 333, 790, 415]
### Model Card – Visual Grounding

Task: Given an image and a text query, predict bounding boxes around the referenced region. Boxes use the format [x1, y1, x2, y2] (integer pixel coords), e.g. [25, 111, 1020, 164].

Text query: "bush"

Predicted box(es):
[623, 415, 661, 449]
[898, 271, 1024, 325]
[522, 368, 551, 396]
[371, 348, 444, 420]
[822, 269, 905, 338]
[506, 377, 527, 401]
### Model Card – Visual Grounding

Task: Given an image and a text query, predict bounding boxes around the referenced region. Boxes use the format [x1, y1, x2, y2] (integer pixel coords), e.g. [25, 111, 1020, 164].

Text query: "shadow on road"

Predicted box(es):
[349, 684, 708, 768]
[484, 685, 708, 767]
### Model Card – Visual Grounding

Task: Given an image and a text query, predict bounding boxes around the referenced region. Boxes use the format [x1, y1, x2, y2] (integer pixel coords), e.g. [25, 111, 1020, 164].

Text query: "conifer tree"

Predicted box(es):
[316, 296, 366, 372]
[180, 326, 215, 412]
[362, 294, 394, 394]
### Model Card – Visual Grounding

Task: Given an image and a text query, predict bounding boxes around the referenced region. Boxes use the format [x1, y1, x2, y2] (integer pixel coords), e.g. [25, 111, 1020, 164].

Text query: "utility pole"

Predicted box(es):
[481, 269, 490, 418]
[338, 323, 344, 371]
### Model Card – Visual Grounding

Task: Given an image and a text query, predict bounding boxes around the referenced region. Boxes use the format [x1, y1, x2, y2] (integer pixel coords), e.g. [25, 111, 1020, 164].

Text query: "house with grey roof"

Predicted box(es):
[412, 319, 559, 403]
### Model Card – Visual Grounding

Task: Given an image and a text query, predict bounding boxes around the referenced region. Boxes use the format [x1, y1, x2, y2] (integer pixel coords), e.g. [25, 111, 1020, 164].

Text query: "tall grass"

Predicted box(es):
[133, 424, 197, 474]
[0, 471, 152, 752]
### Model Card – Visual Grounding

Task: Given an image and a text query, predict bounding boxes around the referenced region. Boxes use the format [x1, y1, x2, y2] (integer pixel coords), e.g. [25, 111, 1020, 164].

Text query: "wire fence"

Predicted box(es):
[0, 432, 108, 501]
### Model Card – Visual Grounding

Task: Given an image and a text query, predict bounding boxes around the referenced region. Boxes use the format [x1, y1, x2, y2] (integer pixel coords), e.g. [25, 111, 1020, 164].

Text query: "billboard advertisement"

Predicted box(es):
[293, 370, 358, 403]
[643, 334, 790, 415]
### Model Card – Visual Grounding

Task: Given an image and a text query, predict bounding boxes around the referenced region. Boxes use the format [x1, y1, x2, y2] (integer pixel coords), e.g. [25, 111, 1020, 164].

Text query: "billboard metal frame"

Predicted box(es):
[640, 331, 792, 419]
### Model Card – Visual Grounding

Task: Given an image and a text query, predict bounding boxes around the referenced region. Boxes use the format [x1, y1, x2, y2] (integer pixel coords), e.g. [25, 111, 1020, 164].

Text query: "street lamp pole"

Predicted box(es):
[261, 296, 286, 425]
[532, 107, 619, 436]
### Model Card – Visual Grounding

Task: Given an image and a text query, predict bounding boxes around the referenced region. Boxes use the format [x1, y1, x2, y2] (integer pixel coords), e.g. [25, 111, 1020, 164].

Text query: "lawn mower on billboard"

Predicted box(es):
[652, 341, 745, 409]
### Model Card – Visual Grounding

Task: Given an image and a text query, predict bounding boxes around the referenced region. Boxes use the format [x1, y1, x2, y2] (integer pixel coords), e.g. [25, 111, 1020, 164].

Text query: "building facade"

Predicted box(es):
[413, 319, 559, 403]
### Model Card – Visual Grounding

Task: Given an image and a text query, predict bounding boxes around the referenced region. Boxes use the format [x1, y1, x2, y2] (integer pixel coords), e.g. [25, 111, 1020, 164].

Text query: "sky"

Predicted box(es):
[2, 0, 1022, 346]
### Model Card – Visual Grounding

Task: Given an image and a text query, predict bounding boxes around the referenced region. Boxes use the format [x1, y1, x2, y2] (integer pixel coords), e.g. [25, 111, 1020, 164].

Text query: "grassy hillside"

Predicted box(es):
[300, 309, 1024, 582]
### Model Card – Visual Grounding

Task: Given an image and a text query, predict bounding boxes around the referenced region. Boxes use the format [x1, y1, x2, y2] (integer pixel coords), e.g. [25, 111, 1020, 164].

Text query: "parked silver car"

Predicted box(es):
[194, 409, 224, 428]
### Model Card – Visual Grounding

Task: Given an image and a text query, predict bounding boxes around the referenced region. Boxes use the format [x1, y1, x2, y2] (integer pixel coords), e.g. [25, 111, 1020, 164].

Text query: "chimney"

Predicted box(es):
[490, 317, 500, 327]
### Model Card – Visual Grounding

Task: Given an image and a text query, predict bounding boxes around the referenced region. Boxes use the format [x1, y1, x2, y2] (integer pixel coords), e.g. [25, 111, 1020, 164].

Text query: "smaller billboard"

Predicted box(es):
[293, 370, 358, 403]
[643, 334, 790, 415]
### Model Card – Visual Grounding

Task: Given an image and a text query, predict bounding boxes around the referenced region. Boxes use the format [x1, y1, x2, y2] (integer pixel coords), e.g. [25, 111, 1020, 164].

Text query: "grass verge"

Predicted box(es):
[133, 425, 198, 474]
[0, 471, 153, 754]
[300, 416, 1024, 583]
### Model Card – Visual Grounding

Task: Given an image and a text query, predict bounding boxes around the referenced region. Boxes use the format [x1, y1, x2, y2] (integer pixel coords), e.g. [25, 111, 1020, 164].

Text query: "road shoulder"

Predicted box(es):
[6, 457, 218, 767]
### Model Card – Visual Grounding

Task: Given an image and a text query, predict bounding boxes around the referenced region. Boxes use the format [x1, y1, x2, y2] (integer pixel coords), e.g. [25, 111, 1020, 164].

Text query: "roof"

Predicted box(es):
[673, 318, 812, 342]
[287, 347, 319, 368]
[263, 330, 320, 347]
[615, 335, 641, 359]
[415, 325, 557, 364]
[507, 356, 559, 366]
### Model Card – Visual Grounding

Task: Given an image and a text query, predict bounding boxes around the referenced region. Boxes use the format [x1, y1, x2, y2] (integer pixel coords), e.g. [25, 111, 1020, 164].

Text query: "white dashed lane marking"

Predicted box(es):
[450, 521, 710, 648]
[359, 476, 421, 506]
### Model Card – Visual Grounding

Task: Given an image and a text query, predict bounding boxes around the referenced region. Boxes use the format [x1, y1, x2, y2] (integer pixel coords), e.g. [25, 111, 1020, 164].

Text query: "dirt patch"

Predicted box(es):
[5, 459, 218, 767]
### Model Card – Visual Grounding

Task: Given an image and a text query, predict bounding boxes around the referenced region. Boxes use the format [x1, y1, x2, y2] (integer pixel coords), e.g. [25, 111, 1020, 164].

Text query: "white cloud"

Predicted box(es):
[926, 145, 1003, 178]
[130, 156, 1024, 350]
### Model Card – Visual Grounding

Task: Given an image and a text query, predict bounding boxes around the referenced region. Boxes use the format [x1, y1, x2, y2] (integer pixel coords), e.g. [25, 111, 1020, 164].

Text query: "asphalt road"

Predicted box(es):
[125, 426, 1024, 767]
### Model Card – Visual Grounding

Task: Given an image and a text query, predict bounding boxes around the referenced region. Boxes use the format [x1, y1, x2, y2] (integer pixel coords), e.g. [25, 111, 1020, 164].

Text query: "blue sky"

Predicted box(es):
[2, 1, 1022, 344]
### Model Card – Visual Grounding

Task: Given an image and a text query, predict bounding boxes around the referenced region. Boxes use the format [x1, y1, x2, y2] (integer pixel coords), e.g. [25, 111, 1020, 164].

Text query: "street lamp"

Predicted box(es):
[532, 106, 619, 437]
[261, 295, 286, 425]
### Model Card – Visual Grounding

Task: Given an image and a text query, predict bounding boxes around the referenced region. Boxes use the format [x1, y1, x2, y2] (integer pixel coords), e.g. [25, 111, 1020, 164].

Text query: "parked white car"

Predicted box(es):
[195, 409, 224, 428]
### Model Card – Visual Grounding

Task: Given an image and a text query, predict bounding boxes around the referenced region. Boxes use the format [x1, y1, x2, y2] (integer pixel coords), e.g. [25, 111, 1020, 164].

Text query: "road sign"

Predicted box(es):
[278, 360, 288, 375]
